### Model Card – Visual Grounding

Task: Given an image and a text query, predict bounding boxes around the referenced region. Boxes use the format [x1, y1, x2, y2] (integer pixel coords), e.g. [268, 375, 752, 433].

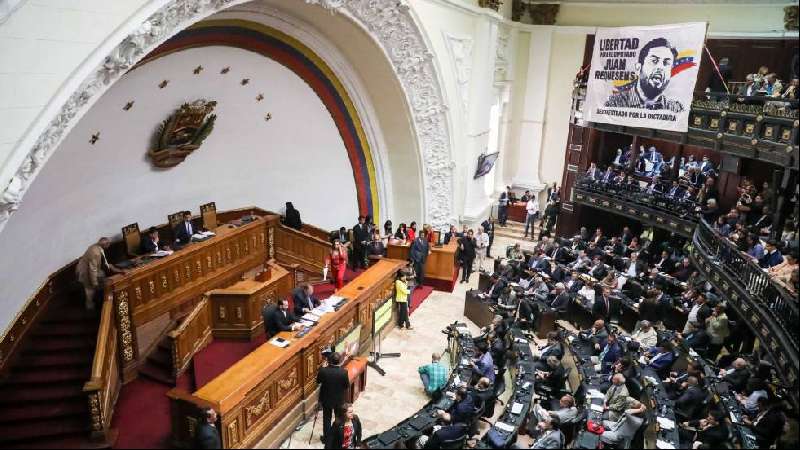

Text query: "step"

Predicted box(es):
[0, 398, 87, 423]
[16, 353, 93, 370]
[0, 416, 88, 444]
[24, 336, 96, 353]
[6, 367, 90, 385]
[11, 434, 113, 450]
[41, 307, 99, 323]
[138, 362, 174, 385]
[0, 384, 85, 404]
[32, 323, 98, 338]
[147, 347, 173, 369]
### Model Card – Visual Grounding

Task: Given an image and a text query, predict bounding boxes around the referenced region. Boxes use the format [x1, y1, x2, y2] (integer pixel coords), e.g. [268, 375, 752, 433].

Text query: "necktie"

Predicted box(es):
[186, 222, 191, 236]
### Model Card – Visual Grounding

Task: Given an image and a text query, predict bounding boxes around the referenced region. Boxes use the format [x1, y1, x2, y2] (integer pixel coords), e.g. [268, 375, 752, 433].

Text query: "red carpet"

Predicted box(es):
[193, 335, 265, 388]
[409, 285, 434, 315]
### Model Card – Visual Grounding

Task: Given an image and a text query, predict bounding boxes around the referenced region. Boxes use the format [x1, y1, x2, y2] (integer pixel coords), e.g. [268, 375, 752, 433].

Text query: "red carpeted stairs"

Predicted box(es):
[0, 301, 107, 449]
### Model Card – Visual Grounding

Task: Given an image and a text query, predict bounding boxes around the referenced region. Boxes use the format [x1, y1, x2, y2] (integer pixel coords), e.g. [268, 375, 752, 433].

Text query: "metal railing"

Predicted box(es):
[695, 219, 799, 347]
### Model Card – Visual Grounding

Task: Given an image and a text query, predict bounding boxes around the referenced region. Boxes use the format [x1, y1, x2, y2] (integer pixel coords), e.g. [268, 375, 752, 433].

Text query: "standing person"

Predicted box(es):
[317, 352, 350, 446]
[326, 403, 362, 449]
[481, 218, 496, 258]
[352, 216, 370, 270]
[396, 274, 412, 330]
[407, 221, 418, 241]
[524, 192, 540, 239]
[705, 303, 730, 360]
[498, 186, 511, 226]
[476, 226, 489, 272]
[283, 202, 302, 230]
[330, 239, 348, 290]
[196, 408, 222, 449]
[458, 230, 477, 283]
[409, 230, 430, 286]
[76, 237, 126, 310]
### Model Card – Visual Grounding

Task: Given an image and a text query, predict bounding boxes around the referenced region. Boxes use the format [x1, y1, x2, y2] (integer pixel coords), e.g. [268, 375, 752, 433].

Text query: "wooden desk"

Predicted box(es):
[464, 290, 495, 328]
[167, 259, 406, 449]
[386, 241, 457, 290]
[106, 215, 278, 381]
[507, 201, 527, 223]
[207, 262, 292, 340]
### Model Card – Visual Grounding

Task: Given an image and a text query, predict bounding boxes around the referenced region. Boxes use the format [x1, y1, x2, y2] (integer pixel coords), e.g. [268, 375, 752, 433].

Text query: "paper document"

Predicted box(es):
[302, 313, 320, 323]
[153, 250, 173, 257]
[657, 417, 675, 430]
[494, 422, 515, 433]
[269, 337, 290, 348]
[511, 403, 524, 415]
[587, 389, 604, 399]
[590, 404, 604, 412]
[656, 440, 675, 449]
[299, 320, 315, 328]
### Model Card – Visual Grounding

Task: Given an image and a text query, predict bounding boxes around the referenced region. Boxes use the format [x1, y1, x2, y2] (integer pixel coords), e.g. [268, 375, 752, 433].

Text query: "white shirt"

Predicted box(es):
[477, 232, 489, 249]
[526, 198, 540, 215]
[626, 262, 638, 278]
[687, 304, 701, 324]
[632, 328, 658, 349]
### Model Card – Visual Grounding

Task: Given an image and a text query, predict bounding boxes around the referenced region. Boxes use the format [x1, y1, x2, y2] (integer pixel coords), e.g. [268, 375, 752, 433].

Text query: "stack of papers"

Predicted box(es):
[656, 440, 675, 449]
[269, 337, 290, 348]
[153, 250, 174, 257]
[302, 312, 321, 323]
[587, 389, 604, 399]
[657, 417, 675, 430]
[192, 231, 216, 239]
[590, 404, 604, 412]
[510, 403, 524, 415]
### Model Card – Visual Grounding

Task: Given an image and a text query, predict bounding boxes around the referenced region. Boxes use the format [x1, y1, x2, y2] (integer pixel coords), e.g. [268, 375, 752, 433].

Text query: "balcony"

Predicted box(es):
[689, 220, 798, 408]
[571, 84, 800, 168]
[571, 175, 698, 237]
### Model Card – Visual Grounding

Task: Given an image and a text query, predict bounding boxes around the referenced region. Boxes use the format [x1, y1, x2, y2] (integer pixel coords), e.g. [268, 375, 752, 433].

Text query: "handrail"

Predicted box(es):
[82, 296, 120, 442]
[694, 219, 798, 346]
[168, 297, 213, 378]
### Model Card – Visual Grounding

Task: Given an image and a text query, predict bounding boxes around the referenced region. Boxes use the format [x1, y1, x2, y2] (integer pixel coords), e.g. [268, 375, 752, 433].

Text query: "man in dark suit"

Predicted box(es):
[654, 250, 675, 273]
[674, 376, 705, 421]
[263, 299, 300, 338]
[196, 408, 222, 449]
[481, 218, 495, 258]
[140, 227, 163, 254]
[173, 211, 195, 244]
[330, 227, 350, 246]
[718, 357, 751, 392]
[409, 232, 430, 286]
[292, 283, 320, 317]
[593, 287, 612, 321]
[681, 323, 710, 353]
[744, 397, 786, 449]
[352, 216, 370, 270]
[549, 242, 568, 264]
[536, 356, 567, 392]
[317, 352, 351, 445]
[550, 283, 571, 312]
[588, 258, 608, 280]
[485, 274, 507, 301]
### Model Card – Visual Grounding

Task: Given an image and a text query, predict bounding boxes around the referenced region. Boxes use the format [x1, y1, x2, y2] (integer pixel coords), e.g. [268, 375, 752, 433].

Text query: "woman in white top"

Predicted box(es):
[476, 228, 490, 272]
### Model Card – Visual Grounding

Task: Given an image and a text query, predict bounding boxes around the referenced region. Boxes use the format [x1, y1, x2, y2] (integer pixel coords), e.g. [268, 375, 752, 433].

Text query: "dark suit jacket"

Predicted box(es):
[550, 293, 571, 311]
[327, 416, 362, 449]
[723, 368, 751, 392]
[196, 423, 222, 449]
[543, 365, 567, 392]
[317, 366, 350, 409]
[752, 408, 785, 449]
[425, 423, 469, 449]
[540, 343, 564, 361]
[675, 385, 705, 420]
[352, 223, 370, 247]
[593, 295, 611, 320]
[174, 221, 194, 244]
[263, 306, 297, 337]
[409, 237, 429, 264]
[486, 279, 507, 301]
[292, 287, 319, 317]
[140, 237, 159, 254]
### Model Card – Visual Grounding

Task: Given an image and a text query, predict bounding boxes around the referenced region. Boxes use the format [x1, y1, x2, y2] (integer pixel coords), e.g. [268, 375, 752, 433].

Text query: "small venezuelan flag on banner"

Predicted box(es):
[671, 50, 697, 77]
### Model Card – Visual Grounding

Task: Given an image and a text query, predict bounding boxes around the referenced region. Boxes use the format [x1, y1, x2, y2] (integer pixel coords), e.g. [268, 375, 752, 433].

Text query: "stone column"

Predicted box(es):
[513, 27, 551, 199]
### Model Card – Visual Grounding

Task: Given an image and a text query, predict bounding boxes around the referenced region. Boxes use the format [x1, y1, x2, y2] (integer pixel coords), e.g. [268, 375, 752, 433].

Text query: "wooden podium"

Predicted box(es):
[344, 357, 368, 403]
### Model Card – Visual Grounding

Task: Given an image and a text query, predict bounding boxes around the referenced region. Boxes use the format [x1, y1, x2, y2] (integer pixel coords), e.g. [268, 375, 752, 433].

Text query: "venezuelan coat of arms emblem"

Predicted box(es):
[149, 99, 217, 168]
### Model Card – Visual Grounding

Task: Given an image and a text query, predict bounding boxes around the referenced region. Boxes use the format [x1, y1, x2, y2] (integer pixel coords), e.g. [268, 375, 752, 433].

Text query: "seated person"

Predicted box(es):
[604, 374, 630, 421]
[262, 299, 302, 337]
[674, 376, 705, 421]
[535, 356, 566, 393]
[549, 283, 571, 311]
[600, 399, 647, 446]
[580, 319, 609, 352]
[631, 320, 658, 349]
[742, 396, 786, 449]
[535, 332, 564, 362]
[173, 211, 195, 244]
[497, 286, 518, 311]
[598, 332, 623, 374]
[292, 283, 320, 316]
[718, 357, 751, 392]
[680, 410, 729, 449]
[483, 274, 507, 301]
[735, 377, 769, 417]
[588, 257, 608, 279]
[422, 422, 469, 449]
[643, 340, 677, 377]
[664, 361, 704, 399]
[531, 394, 578, 425]
[141, 227, 169, 254]
[471, 343, 495, 383]
[530, 415, 564, 449]
[435, 387, 475, 425]
[508, 243, 526, 262]
[678, 322, 710, 353]
[418, 353, 448, 397]
[366, 231, 386, 259]
[470, 377, 495, 416]
[564, 270, 584, 293]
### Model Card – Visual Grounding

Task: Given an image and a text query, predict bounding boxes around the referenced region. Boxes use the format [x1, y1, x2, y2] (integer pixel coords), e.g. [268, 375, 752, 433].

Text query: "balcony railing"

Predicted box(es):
[572, 174, 698, 237]
[571, 83, 799, 168]
[690, 219, 798, 407]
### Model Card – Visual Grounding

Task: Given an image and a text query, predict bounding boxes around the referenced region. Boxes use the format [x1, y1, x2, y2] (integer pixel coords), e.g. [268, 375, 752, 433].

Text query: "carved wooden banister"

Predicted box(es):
[168, 297, 213, 379]
[83, 295, 121, 443]
[273, 225, 331, 282]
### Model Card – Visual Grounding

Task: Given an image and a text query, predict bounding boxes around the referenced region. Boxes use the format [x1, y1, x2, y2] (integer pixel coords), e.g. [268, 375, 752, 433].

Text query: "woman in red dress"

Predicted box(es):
[407, 221, 417, 241]
[330, 239, 348, 290]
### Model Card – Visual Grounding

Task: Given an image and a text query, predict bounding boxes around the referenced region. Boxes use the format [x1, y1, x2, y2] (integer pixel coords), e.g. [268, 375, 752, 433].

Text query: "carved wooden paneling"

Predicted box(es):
[170, 298, 213, 377]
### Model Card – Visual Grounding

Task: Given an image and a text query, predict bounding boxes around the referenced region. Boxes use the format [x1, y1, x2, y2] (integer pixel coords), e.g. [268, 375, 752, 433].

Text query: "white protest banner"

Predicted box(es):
[583, 22, 707, 132]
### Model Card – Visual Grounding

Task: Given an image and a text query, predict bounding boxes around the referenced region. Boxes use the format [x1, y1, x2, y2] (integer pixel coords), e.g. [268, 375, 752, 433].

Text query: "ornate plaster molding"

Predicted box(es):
[0, 0, 455, 231]
[494, 26, 511, 83]
[441, 31, 473, 119]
